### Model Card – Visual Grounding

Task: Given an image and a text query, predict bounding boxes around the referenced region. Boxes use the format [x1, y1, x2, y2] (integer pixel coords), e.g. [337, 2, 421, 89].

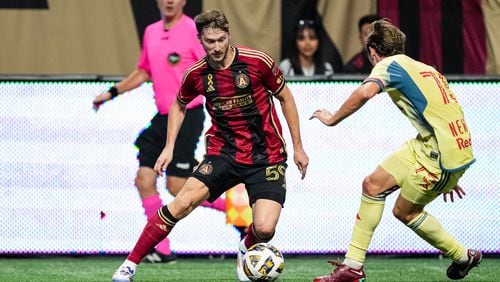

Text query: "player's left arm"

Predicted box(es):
[310, 81, 380, 126]
[275, 85, 309, 179]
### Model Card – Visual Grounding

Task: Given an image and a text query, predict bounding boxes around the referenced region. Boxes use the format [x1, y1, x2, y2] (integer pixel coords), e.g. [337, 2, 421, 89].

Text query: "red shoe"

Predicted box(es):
[313, 261, 366, 282]
[447, 249, 482, 280]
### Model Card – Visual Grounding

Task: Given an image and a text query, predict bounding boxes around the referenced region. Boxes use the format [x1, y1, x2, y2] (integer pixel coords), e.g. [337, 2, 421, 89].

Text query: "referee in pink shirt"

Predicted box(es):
[93, 0, 226, 264]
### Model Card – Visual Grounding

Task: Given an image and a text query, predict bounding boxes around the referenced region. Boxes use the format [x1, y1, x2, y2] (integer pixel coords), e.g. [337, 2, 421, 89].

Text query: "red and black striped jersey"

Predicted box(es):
[178, 46, 287, 165]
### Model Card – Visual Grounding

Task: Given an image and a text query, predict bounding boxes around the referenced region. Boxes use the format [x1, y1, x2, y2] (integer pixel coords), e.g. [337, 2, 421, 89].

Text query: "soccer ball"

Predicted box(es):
[243, 243, 285, 281]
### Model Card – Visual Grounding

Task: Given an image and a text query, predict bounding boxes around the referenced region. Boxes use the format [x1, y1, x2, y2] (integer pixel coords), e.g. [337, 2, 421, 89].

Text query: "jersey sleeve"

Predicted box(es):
[363, 59, 391, 93]
[137, 27, 151, 74]
[260, 54, 285, 95]
[177, 71, 198, 105]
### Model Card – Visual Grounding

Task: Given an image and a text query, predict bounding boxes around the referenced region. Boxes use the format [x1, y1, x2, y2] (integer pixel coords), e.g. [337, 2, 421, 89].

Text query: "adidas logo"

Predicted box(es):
[155, 223, 169, 232]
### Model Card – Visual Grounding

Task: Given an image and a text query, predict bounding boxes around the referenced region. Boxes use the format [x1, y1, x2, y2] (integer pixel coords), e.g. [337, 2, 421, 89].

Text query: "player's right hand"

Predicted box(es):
[443, 184, 466, 202]
[154, 148, 173, 176]
[309, 108, 336, 126]
[92, 91, 112, 112]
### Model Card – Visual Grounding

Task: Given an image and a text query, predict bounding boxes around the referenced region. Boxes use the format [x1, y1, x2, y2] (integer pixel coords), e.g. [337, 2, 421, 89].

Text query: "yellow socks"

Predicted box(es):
[345, 196, 466, 264]
[345, 194, 385, 264]
[407, 211, 465, 261]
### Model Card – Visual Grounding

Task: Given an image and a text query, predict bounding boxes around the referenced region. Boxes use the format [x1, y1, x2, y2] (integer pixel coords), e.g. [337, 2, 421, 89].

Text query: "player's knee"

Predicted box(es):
[135, 170, 157, 193]
[392, 205, 413, 224]
[362, 176, 380, 197]
[166, 177, 185, 196]
[134, 174, 148, 190]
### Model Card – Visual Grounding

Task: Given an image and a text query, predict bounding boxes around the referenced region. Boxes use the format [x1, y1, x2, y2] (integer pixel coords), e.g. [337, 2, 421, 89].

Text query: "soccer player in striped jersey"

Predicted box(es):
[112, 9, 309, 282]
[311, 19, 481, 281]
[94, 0, 228, 265]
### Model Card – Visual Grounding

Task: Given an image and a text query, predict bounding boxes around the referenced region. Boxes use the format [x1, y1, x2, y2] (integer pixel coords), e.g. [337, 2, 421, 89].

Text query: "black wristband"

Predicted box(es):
[108, 86, 119, 99]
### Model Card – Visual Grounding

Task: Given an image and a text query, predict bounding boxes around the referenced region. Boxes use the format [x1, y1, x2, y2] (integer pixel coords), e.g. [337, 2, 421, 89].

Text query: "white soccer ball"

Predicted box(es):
[243, 243, 285, 281]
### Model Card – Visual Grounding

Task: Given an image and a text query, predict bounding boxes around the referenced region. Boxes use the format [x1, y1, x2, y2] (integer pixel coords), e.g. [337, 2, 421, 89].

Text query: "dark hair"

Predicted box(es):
[358, 14, 383, 32]
[194, 9, 229, 35]
[289, 19, 327, 75]
[366, 19, 406, 57]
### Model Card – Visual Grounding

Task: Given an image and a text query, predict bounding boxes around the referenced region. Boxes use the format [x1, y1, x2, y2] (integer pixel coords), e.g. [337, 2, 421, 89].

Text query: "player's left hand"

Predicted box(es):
[443, 184, 466, 202]
[309, 109, 336, 126]
[294, 149, 309, 179]
[154, 148, 173, 176]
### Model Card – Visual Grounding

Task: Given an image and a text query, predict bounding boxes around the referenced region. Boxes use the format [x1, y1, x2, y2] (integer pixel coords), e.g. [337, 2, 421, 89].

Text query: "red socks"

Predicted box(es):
[141, 194, 171, 255]
[127, 207, 177, 264]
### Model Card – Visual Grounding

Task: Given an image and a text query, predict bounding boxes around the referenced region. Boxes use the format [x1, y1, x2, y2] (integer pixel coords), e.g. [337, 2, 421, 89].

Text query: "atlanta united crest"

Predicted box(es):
[235, 73, 250, 89]
[198, 163, 213, 175]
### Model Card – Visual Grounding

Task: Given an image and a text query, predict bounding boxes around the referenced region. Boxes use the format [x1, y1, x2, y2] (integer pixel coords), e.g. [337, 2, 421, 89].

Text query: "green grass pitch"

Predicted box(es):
[0, 255, 497, 281]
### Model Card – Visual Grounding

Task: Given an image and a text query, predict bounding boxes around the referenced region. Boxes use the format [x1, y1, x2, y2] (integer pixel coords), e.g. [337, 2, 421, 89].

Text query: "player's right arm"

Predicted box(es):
[154, 99, 187, 176]
[310, 81, 379, 126]
[92, 68, 150, 111]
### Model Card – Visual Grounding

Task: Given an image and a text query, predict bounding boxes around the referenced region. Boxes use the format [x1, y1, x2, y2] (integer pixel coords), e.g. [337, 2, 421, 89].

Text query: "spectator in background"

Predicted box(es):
[279, 19, 334, 77]
[92, 0, 226, 264]
[343, 14, 382, 74]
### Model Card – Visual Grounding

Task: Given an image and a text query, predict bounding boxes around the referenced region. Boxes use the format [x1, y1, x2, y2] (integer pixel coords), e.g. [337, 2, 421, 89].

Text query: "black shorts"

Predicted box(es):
[134, 106, 204, 177]
[191, 156, 287, 206]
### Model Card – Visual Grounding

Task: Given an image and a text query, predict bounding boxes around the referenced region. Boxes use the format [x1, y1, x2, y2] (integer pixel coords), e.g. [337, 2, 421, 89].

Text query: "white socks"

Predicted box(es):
[343, 257, 364, 269]
[121, 259, 137, 271]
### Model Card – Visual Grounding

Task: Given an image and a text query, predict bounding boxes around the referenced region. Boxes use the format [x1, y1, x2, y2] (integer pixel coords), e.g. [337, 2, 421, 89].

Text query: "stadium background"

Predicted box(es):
[1, 0, 499, 75]
[0, 0, 499, 256]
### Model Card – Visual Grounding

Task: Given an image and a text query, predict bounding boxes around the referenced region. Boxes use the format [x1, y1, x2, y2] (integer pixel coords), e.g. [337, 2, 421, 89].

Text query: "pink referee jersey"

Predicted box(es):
[138, 15, 205, 114]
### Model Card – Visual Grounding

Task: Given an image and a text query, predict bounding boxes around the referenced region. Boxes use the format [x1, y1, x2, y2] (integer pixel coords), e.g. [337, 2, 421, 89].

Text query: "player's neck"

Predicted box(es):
[163, 13, 183, 30]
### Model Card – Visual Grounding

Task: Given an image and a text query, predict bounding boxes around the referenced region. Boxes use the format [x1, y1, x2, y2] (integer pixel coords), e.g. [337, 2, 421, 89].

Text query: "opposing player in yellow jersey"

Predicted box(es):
[310, 19, 481, 282]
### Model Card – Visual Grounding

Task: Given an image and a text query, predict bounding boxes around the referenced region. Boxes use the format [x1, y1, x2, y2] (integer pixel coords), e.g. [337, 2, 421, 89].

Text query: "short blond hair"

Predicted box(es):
[366, 19, 406, 57]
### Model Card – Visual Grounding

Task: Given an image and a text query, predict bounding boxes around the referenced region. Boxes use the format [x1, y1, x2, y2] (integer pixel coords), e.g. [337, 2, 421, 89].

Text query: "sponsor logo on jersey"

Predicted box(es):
[212, 93, 253, 111]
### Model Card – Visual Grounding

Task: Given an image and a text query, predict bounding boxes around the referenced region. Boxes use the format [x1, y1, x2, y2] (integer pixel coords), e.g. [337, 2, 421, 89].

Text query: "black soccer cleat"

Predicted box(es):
[143, 250, 177, 264]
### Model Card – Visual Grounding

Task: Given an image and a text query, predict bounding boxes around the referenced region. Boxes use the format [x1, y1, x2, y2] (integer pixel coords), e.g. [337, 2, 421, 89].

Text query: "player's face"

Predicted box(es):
[296, 28, 319, 59]
[199, 28, 231, 67]
[157, 0, 185, 21]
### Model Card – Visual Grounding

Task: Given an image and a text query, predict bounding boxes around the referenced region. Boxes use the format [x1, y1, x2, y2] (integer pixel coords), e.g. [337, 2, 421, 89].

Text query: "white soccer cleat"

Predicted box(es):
[112, 265, 135, 282]
[236, 239, 250, 282]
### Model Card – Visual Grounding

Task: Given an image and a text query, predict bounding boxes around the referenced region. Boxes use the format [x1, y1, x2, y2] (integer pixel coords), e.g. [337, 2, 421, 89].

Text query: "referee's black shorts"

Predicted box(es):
[134, 106, 205, 177]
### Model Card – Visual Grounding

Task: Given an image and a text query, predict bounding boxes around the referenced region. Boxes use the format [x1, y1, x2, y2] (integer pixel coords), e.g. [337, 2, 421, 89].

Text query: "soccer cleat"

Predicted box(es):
[447, 249, 482, 280]
[236, 240, 250, 282]
[313, 261, 366, 282]
[112, 265, 135, 282]
[143, 250, 177, 264]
